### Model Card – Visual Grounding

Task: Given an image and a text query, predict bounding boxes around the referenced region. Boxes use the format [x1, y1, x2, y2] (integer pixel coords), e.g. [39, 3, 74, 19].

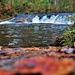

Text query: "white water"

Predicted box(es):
[0, 13, 74, 25]
[32, 16, 40, 23]
[0, 21, 15, 24]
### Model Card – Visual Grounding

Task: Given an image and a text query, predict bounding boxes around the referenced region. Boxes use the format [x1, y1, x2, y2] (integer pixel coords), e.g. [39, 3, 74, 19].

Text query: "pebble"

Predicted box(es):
[0, 46, 3, 51]
[16, 18, 25, 23]
[66, 48, 74, 54]
[12, 55, 19, 58]
[0, 56, 10, 59]
[61, 47, 68, 52]
[61, 47, 74, 54]
[0, 20, 2, 22]
[0, 64, 2, 67]
[7, 52, 15, 55]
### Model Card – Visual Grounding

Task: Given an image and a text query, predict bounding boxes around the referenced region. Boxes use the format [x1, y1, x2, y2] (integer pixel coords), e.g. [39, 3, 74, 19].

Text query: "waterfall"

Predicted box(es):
[32, 16, 40, 23]
[0, 13, 74, 25]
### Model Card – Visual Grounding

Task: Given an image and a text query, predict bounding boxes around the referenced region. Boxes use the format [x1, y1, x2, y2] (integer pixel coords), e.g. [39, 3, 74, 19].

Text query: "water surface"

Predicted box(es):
[0, 23, 68, 47]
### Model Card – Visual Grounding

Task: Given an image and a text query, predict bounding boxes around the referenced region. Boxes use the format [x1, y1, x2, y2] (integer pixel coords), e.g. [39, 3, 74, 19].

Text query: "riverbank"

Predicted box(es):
[0, 46, 75, 75]
[0, 16, 14, 22]
[0, 46, 75, 66]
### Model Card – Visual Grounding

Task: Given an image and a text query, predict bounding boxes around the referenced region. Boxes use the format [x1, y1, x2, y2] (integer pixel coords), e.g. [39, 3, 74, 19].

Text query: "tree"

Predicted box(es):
[49, 0, 59, 6]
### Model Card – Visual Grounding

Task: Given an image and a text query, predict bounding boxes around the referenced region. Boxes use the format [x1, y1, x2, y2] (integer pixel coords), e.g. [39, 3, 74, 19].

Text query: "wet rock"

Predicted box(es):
[67, 68, 75, 75]
[14, 73, 41, 75]
[7, 52, 15, 55]
[59, 47, 75, 54]
[58, 48, 61, 53]
[16, 18, 25, 23]
[66, 48, 74, 54]
[0, 46, 75, 72]
[0, 56, 10, 59]
[0, 64, 2, 67]
[12, 55, 19, 58]
[0, 52, 8, 56]
[0, 46, 3, 51]
[73, 50, 75, 54]
[0, 20, 2, 22]
[61, 46, 68, 53]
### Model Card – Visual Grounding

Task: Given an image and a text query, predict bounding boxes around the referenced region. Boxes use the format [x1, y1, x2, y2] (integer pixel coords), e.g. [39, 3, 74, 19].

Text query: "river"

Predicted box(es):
[0, 13, 74, 47]
[0, 23, 68, 47]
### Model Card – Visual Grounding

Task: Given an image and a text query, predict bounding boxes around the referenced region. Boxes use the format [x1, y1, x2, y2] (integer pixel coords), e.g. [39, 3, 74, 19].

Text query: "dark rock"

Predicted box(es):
[0, 46, 3, 51]
[15, 73, 41, 75]
[0, 53, 7, 56]
[73, 50, 75, 54]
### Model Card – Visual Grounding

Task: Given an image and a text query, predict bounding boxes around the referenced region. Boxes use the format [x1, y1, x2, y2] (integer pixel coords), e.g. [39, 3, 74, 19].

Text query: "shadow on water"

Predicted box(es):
[0, 23, 68, 47]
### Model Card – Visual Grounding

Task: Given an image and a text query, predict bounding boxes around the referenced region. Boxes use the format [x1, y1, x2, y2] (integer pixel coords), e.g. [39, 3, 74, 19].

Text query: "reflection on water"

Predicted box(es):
[0, 24, 68, 47]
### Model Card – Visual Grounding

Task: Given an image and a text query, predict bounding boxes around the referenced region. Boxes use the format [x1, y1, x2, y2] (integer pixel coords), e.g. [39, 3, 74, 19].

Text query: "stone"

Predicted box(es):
[0, 20, 2, 22]
[0, 56, 10, 59]
[74, 42, 75, 48]
[11, 55, 19, 58]
[0, 64, 2, 67]
[0, 46, 3, 51]
[16, 18, 25, 23]
[7, 52, 15, 55]
[66, 48, 74, 54]
[61, 46, 68, 53]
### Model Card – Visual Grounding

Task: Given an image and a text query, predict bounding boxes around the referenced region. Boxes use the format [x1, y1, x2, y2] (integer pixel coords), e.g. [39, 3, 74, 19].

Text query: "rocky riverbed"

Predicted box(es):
[0, 46, 75, 75]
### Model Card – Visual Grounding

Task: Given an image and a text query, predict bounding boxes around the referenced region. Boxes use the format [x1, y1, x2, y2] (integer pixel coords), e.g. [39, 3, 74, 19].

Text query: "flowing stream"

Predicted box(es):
[0, 13, 74, 25]
[0, 24, 68, 47]
[0, 13, 74, 47]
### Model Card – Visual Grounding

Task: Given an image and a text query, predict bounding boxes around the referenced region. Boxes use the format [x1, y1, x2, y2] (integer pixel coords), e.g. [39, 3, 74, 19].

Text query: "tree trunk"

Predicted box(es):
[49, 0, 59, 6]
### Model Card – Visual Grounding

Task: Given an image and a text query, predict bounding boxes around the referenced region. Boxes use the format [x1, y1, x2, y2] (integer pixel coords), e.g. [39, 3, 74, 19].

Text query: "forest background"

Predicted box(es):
[0, 0, 75, 19]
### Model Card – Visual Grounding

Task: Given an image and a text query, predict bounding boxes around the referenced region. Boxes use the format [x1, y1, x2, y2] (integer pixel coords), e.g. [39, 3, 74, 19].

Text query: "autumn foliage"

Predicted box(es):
[0, 56, 75, 75]
[0, 0, 75, 19]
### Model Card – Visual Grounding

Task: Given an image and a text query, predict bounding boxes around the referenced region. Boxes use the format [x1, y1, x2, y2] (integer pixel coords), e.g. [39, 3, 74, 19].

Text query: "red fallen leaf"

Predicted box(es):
[9, 57, 56, 75]
[0, 70, 9, 75]
[0, 56, 74, 75]
[9, 57, 74, 75]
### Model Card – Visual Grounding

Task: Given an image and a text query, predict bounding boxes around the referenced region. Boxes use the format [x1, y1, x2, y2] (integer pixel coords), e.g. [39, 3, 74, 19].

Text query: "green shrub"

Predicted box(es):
[62, 27, 75, 47]
[0, 0, 75, 18]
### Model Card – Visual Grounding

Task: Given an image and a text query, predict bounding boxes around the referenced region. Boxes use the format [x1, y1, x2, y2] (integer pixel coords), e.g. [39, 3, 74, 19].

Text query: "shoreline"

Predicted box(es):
[0, 16, 14, 22]
[0, 46, 75, 59]
[0, 46, 75, 75]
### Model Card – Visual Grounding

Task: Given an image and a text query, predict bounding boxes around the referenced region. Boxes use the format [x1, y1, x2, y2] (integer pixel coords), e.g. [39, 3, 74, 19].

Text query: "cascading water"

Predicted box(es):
[32, 16, 40, 23]
[0, 13, 74, 47]
[0, 13, 74, 25]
